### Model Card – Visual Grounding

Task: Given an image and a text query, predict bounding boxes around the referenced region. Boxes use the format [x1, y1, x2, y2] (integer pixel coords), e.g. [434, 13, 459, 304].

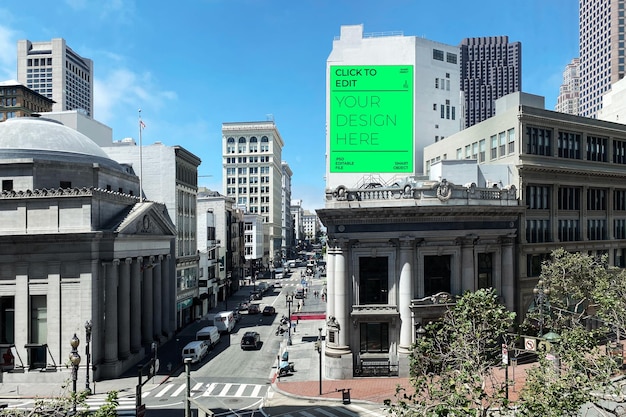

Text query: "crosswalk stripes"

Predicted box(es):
[141, 382, 269, 399]
[278, 406, 382, 417]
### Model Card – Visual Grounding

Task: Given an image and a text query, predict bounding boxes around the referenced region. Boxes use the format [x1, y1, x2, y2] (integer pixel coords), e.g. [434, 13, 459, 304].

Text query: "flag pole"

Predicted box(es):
[138, 108, 143, 202]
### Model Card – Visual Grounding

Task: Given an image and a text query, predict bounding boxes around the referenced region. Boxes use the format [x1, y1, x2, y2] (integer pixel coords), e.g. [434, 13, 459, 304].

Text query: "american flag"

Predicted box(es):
[140, 120, 146, 129]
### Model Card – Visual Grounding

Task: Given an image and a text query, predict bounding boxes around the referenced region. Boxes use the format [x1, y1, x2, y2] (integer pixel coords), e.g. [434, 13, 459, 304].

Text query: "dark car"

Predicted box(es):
[250, 291, 262, 301]
[240, 331, 261, 350]
[248, 304, 261, 314]
[232, 310, 242, 322]
[262, 305, 276, 316]
[238, 301, 249, 311]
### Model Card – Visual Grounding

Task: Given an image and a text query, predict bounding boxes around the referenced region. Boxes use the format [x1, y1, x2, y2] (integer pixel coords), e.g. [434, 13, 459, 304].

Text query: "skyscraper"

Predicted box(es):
[555, 58, 580, 115]
[579, 0, 626, 118]
[222, 121, 285, 267]
[459, 36, 521, 128]
[17, 38, 94, 117]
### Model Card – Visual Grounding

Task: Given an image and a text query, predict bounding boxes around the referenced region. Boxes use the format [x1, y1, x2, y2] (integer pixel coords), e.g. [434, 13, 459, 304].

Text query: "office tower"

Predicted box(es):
[555, 58, 581, 115]
[326, 24, 461, 192]
[579, 0, 626, 118]
[222, 121, 285, 268]
[460, 36, 522, 128]
[17, 38, 94, 117]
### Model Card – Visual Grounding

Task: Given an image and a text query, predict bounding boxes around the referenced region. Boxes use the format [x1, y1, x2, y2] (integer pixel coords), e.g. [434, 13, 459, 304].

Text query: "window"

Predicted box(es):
[359, 322, 389, 353]
[479, 139, 486, 162]
[472, 142, 478, 159]
[477, 253, 493, 288]
[359, 257, 388, 304]
[526, 126, 553, 156]
[558, 219, 580, 241]
[456, 148, 462, 159]
[433, 49, 444, 61]
[423, 255, 451, 296]
[527, 253, 550, 277]
[558, 131, 581, 159]
[1, 180, 12, 191]
[588, 219, 607, 240]
[507, 129, 515, 154]
[446, 52, 457, 64]
[587, 135, 607, 162]
[490, 135, 498, 159]
[526, 219, 551, 243]
[587, 188, 607, 211]
[558, 187, 581, 210]
[614, 140, 626, 164]
[615, 190, 626, 211]
[615, 219, 626, 239]
[499, 132, 506, 156]
[526, 185, 551, 209]
[615, 248, 626, 267]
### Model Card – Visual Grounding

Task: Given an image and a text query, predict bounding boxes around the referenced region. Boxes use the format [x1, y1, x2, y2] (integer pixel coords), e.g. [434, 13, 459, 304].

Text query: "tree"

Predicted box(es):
[517, 249, 621, 416]
[387, 288, 515, 416]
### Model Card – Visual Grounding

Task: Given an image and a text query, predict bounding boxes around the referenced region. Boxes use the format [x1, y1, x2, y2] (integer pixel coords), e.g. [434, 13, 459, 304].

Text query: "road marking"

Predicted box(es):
[218, 383, 232, 396]
[155, 384, 174, 397]
[201, 382, 217, 396]
[250, 384, 263, 397]
[172, 383, 187, 397]
[192, 382, 204, 392]
[234, 383, 248, 397]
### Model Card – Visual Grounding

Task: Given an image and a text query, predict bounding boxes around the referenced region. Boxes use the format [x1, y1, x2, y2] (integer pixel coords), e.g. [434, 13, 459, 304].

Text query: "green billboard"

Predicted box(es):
[330, 65, 414, 173]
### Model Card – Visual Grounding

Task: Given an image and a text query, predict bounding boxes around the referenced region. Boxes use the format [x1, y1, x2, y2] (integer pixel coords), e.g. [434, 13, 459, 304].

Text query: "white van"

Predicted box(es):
[181, 340, 208, 364]
[196, 326, 220, 348]
[213, 311, 236, 333]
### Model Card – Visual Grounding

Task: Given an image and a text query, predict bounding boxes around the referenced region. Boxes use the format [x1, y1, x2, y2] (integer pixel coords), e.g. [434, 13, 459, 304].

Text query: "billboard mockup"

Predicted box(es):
[329, 65, 414, 173]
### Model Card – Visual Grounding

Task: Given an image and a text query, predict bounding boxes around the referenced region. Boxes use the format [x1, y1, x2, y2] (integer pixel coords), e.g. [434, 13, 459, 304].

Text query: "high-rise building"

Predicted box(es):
[326, 24, 461, 191]
[555, 58, 581, 115]
[17, 38, 94, 117]
[459, 36, 521, 128]
[281, 161, 294, 260]
[222, 121, 285, 267]
[579, 0, 626, 118]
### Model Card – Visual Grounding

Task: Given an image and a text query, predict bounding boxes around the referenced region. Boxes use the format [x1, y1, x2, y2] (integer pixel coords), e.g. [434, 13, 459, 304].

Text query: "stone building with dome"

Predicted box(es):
[0, 117, 177, 384]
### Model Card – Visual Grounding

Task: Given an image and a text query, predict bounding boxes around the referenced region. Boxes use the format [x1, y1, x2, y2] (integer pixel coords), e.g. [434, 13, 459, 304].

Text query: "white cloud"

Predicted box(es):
[0, 24, 17, 81]
[94, 67, 177, 124]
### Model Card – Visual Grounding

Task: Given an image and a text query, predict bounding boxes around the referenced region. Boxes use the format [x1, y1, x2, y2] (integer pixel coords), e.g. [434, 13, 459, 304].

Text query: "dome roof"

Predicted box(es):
[0, 117, 123, 171]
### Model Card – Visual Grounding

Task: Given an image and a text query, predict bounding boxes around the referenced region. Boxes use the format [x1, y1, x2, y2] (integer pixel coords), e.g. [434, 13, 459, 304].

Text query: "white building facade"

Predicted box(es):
[222, 121, 285, 267]
[17, 38, 94, 117]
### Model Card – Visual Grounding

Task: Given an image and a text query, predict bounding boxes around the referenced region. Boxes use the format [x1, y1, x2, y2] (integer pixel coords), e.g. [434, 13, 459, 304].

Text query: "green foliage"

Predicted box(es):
[0, 389, 119, 417]
[387, 288, 515, 416]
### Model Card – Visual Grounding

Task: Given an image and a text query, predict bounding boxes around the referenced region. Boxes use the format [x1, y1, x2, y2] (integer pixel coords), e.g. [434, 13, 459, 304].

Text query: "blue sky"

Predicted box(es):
[0, 1, 579, 211]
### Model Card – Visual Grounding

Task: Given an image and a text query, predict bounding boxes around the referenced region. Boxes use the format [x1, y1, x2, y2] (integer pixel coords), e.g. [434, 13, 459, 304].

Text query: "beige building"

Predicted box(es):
[0, 117, 176, 384]
[425, 91, 626, 317]
[318, 180, 520, 378]
[222, 121, 285, 267]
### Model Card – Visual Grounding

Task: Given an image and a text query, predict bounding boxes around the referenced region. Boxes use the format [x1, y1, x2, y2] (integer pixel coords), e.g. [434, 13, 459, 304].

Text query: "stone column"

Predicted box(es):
[104, 260, 120, 364]
[118, 258, 131, 359]
[161, 255, 172, 336]
[334, 239, 350, 350]
[141, 257, 154, 345]
[153, 256, 162, 340]
[501, 237, 515, 312]
[326, 242, 336, 319]
[461, 237, 475, 292]
[398, 238, 414, 354]
[46, 262, 61, 366]
[130, 258, 142, 353]
[15, 264, 28, 367]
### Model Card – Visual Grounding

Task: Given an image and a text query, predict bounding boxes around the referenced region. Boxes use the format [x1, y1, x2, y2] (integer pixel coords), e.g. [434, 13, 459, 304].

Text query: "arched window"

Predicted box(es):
[227, 137, 235, 143]
[238, 137, 246, 143]
[261, 136, 269, 142]
[250, 136, 258, 143]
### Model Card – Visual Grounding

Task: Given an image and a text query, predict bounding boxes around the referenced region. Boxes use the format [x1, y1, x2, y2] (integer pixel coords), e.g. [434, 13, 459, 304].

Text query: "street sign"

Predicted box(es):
[524, 337, 537, 352]
[501, 344, 508, 365]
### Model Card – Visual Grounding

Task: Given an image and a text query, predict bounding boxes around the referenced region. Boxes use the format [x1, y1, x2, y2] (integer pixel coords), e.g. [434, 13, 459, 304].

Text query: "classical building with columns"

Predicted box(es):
[0, 117, 177, 384]
[317, 180, 521, 378]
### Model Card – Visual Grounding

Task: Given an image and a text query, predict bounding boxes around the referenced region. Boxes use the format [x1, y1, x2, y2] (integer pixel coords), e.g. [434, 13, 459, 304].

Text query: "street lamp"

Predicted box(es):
[286, 294, 293, 346]
[416, 324, 426, 342]
[533, 279, 550, 337]
[84, 320, 92, 395]
[69, 333, 81, 413]
[317, 327, 323, 395]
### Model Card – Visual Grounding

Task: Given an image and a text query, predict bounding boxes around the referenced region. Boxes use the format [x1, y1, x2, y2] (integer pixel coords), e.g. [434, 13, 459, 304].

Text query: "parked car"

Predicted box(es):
[248, 303, 261, 314]
[262, 305, 276, 316]
[238, 301, 249, 311]
[250, 291, 262, 301]
[240, 331, 261, 350]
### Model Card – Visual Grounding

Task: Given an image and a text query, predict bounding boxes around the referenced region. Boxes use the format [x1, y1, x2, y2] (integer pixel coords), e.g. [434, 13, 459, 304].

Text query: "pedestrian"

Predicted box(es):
[292, 321, 297, 333]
